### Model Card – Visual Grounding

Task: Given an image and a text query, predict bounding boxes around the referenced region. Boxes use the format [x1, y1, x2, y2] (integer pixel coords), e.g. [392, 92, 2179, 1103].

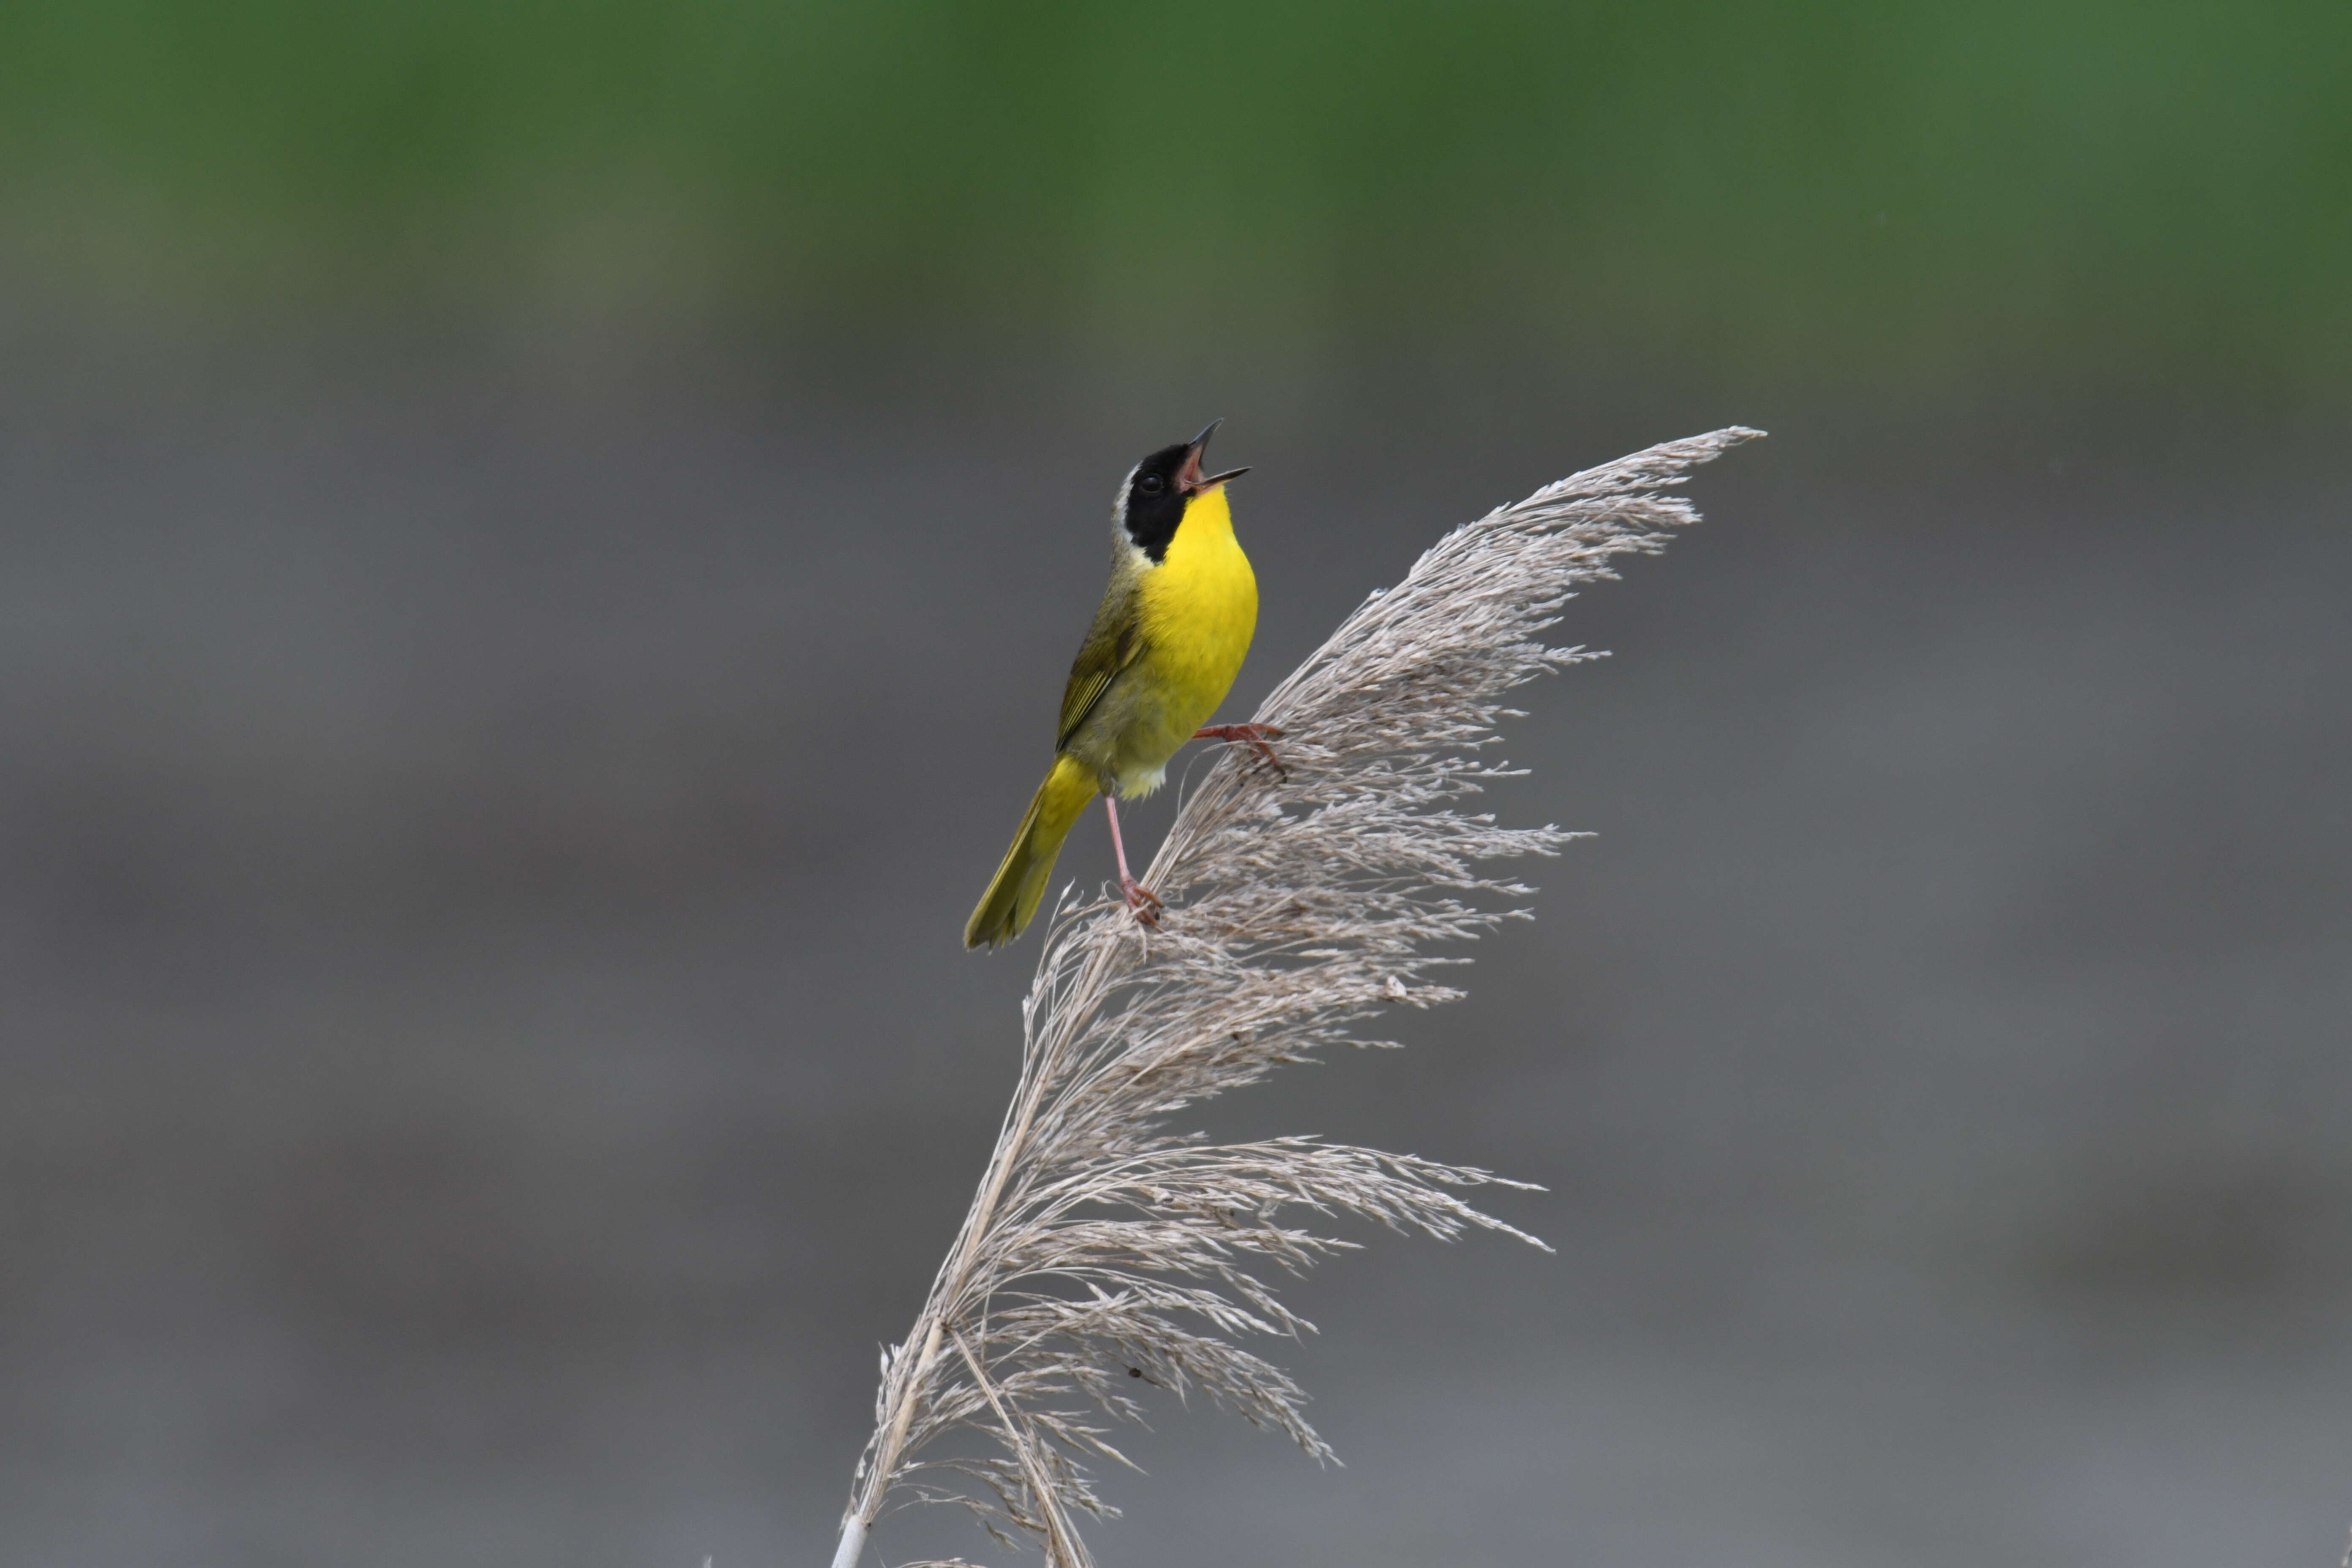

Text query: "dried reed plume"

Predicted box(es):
[828, 427, 1763, 1568]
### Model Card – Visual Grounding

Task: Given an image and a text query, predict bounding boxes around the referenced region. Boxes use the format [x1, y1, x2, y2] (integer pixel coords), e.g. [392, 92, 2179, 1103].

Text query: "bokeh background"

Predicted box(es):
[3, 4, 2348, 1565]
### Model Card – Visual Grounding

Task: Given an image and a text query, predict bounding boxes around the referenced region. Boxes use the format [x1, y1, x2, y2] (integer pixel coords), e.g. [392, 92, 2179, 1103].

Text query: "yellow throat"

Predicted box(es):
[1140, 485, 1257, 715]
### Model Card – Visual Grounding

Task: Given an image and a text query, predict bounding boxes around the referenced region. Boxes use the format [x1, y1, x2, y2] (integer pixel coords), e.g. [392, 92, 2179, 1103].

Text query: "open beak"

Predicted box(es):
[1179, 418, 1250, 494]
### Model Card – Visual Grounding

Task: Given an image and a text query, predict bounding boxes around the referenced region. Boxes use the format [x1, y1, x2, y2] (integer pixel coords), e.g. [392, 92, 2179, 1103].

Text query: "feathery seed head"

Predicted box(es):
[834, 428, 1763, 1568]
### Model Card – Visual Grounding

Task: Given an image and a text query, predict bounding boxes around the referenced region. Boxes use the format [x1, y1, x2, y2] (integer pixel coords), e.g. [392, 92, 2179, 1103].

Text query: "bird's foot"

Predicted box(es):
[1121, 874, 1164, 927]
[1195, 723, 1288, 779]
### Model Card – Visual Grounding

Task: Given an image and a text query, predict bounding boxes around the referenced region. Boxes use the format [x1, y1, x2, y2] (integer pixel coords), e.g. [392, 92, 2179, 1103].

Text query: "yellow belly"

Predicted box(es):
[1113, 489, 1257, 795]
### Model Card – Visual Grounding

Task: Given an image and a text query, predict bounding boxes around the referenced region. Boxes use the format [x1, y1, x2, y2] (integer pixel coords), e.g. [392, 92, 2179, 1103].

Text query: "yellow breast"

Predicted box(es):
[1138, 486, 1258, 720]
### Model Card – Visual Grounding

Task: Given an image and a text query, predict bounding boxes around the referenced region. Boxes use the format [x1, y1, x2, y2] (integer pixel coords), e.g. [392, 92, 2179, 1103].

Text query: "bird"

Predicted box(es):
[964, 421, 1282, 949]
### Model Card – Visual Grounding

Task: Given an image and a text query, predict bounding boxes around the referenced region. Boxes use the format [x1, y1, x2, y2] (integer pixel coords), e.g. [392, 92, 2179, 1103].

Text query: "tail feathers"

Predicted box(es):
[964, 754, 1099, 949]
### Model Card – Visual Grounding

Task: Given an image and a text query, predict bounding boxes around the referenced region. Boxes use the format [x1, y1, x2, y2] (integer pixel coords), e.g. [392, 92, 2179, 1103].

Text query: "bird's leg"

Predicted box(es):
[1195, 722, 1288, 778]
[1103, 795, 1162, 924]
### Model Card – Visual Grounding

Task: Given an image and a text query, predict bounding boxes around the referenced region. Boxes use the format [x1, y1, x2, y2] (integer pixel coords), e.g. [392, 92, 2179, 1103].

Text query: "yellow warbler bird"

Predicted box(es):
[965, 422, 1279, 949]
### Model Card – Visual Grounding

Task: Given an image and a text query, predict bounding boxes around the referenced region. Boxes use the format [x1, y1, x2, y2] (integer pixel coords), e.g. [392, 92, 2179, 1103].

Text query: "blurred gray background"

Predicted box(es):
[3, 2, 2349, 1563]
[3, 343, 2344, 1567]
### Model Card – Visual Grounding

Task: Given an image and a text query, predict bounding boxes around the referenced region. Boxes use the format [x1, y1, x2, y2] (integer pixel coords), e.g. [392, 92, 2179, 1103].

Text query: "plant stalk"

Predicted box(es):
[828, 939, 1120, 1565]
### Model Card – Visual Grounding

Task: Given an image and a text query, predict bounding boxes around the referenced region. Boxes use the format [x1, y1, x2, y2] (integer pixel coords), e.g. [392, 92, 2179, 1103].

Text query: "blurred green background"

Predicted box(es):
[5, 0, 2347, 397]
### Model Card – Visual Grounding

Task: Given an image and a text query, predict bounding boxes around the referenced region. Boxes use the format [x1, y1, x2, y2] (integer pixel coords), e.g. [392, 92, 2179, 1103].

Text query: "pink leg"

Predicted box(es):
[1103, 796, 1163, 924]
[1195, 722, 1288, 778]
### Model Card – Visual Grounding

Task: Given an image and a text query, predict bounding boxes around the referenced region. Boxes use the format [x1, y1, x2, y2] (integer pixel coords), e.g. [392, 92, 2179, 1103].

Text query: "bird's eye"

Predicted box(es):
[1137, 474, 1165, 495]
